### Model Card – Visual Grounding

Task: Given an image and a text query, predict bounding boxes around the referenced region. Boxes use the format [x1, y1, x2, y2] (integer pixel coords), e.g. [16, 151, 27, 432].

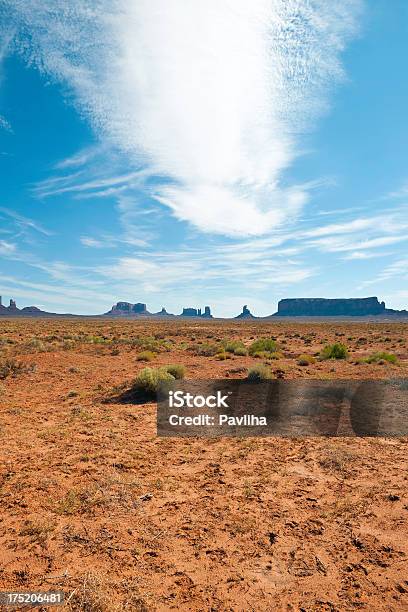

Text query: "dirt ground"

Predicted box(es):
[0, 318, 407, 611]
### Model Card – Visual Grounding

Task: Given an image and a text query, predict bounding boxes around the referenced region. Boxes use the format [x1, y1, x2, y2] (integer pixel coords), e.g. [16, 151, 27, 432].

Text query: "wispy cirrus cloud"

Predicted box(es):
[5, 0, 362, 236]
[0, 207, 53, 236]
[0, 240, 16, 256]
[33, 169, 148, 199]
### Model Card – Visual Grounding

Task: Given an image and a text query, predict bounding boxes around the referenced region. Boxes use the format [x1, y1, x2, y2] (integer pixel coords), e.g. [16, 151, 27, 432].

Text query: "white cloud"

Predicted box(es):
[0, 207, 53, 236]
[34, 170, 147, 198]
[6, 0, 362, 236]
[0, 115, 12, 132]
[383, 183, 408, 200]
[342, 251, 384, 260]
[0, 240, 16, 256]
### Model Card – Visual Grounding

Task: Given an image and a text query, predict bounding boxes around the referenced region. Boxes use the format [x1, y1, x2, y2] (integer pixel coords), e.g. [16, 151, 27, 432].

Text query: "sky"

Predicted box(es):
[0, 0, 407, 317]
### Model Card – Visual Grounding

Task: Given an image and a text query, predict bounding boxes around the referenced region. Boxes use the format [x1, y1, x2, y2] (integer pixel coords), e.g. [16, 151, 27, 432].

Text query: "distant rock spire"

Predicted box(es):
[235, 305, 255, 319]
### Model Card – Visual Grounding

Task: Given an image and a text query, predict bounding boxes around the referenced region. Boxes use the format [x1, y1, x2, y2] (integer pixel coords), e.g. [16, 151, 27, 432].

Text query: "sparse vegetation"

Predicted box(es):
[360, 351, 398, 364]
[131, 366, 176, 396]
[319, 342, 348, 360]
[1, 318, 408, 610]
[215, 351, 231, 360]
[233, 346, 248, 356]
[189, 342, 219, 356]
[297, 354, 316, 366]
[0, 358, 34, 380]
[221, 339, 247, 355]
[136, 350, 156, 362]
[164, 364, 186, 379]
[247, 364, 271, 381]
[248, 338, 278, 356]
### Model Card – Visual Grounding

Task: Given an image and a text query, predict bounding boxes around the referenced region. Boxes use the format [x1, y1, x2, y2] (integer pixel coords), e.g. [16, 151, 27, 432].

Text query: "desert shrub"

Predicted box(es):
[136, 350, 156, 362]
[248, 338, 278, 356]
[297, 354, 316, 366]
[319, 343, 348, 360]
[233, 346, 248, 356]
[0, 359, 33, 380]
[362, 352, 398, 364]
[215, 351, 231, 360]
[247, 364, 271, 382]
[62, 339, 76, 350]
[252, 349, 282, 360]
[221, 340, 246, 354]
[26, 338, 45, 352]
[85, 335, 110, 345]
[132, 336, 171, 353]
[131, 367, 175, 396]
[189, 342, 219, 356]
[164, 364, 186, 379]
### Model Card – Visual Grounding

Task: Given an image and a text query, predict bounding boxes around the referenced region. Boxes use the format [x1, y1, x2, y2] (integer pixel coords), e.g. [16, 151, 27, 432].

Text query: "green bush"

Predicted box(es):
[215, 351, 231, 360]
[131, 367, 175, 395]
[362, 352, 398, 364]
[136, 350, 156, 362]
[222, 340, 246, 354]
[247, 365, 271, 382]
[252, 349, 282, 360]
[320, 343, 348, 360]
[248, 338, 278, 356]
[297, 354, 316, 366]
[189, 342, 219, 356]
[233, 346, 248, 356]
[164, 364, 186, 379]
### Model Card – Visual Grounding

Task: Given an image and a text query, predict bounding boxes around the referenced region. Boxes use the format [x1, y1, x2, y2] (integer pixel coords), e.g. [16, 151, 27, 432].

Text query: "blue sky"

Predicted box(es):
[0, 0, 407, 316]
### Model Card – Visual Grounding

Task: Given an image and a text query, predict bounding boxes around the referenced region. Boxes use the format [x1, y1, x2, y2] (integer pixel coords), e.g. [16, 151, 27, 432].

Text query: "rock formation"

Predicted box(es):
[235, 305, 255, 319]
[154, 307, 174, 317]
[181, 306, 212, 318]
[105, 301, 150, 316]
[0, 296, 59, 317]
[275, 297, 387, 317]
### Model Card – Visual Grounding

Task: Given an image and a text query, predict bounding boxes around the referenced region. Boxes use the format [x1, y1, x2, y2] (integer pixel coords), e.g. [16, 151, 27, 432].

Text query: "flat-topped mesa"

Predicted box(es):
[276, 297, 386, 317]
[106, 301, 149, 315]
[181, 306, 212, 318]
[235, 305, 255, 319]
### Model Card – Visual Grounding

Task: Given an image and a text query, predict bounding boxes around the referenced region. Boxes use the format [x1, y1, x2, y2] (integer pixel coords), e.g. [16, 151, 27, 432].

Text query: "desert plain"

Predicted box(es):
[0, 317, 407, 611]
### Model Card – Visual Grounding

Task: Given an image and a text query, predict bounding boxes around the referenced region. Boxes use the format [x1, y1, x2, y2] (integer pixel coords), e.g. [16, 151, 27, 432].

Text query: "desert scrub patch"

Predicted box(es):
[131, 336, 172, 353]
[215, 351, 232, 360]
[164, 364, 186, 379]
[56, 489, 101, 515]
[319, 342, 348, 360]
[62, 339, 76, 350]
[131, 366, 176, 397]
[247, 364, 271, 381]
[67, 390, 79, 398]
[221, 339, 247, 354]
[64, 571, 121, 612]
[84, 335, 112, 345]
[0, 359, 35, 380]
[25, 338, 46, 352]
[233, 346, 248, 356]
[136, 350, 156, 362]
[19, 519, 55, 545]
[297, 354, 316, 366]
[248, 338, 278, 357]
[189, 342, 220, 356]
[360, 351, 398, 365]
